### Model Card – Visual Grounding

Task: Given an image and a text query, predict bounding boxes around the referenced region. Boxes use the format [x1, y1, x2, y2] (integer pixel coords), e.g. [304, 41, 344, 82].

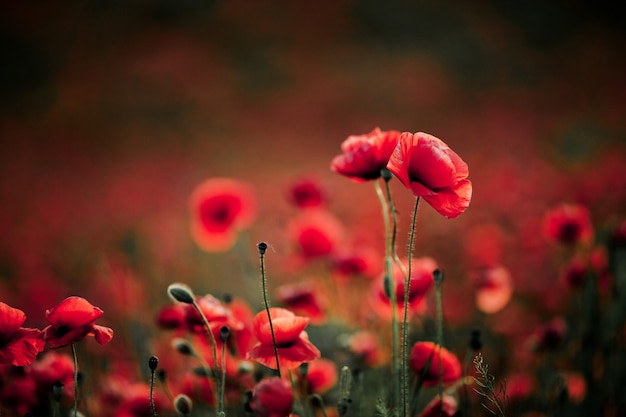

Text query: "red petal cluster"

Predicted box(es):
[189, 178, 257, 252]
[247, 308, 320, 370]
[408, 341, 461, 387]
[42, 296, 114, 349]
[249, 377, 293, 417]
[387, 132, 472, 218]
[542, 203, 593, 246]
[331, 128, 401, 181]
[0, 302, 44, 366]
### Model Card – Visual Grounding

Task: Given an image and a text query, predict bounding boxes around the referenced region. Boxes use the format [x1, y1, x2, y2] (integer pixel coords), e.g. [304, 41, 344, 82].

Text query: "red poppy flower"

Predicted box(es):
[387, 132, 472, 218]
[155, 304, 187, 330]
[275, 281, 326, 324]
[189, 178, 257, 252]
[287, 209, 344, 259]
[347, 331, 384, 367]
[371, 257, 438, 319]
[29, 351, 75, 387]
[541, 203, 593, 246]
[408, 341, 461, 387]
[183, 294, 244, 337]
[0, 302, 44, 366]
[331, 128, 401, 181]
[470, 265, 514, 314]
[302, 358, 338, 394]
[42, 296, 114, 348]
[249, 377, 293, 417]
[288, 176, 326, 208]
[247, 308, 320, 370]
[331, 247, 381, 281]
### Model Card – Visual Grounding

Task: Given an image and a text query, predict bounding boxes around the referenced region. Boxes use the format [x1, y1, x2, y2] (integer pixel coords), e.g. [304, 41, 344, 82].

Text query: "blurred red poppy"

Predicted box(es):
[189, 178, 256, 252]
[0, 302, 44, 366]
[470, 265, 514, 314]
[276, 281, 326, 324]
[408, 341, 461, 387]
[331, 128, 401, 181]
[288, 176, 326, 208]
[183, 294, 244, 337]
[42, 296, 114, 348]
[249, 377, 293, 417]
[387, 132, 472, 218]
[247, 308, 320, 370]
[302, 358, 338, 394]
[371, 257, 438, 319]
[347, 331, 385, 367]
[287, 209, 344, 260]
[541, 203, 593, 246]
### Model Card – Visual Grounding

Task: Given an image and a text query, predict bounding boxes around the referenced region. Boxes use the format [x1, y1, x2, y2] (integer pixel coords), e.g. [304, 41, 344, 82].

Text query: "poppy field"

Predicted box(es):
[1, 2, 626, 417]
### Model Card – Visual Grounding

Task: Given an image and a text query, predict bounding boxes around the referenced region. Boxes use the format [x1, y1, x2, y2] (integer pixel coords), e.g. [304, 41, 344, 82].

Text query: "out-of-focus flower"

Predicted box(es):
[155, 304, 186, 330]
[42, 296, 114, 349]
[527, 317, 566, 351]
[541, 203, 593, 246]
[287, 209, 344, 260]
[506, 372, 536, 401]
[346, 331, 384, 367]
[288, 176, 326, 208]
[331, 128, 401, 182]
[301, 358, 338, 394]
[183, 294, 244, 337]
[564, 372, 586, 403]
[189, 178, 256, 252]
[470, 265, 514, 314]
[29, 351, 74, 393]
[247, 308, 320, 371]
[387, 132, 472, 218]
[559, 247, 611, 290]
[330, 247, 381, 281]
[276, 281, 326, 324]
[408, 341, 461, 387]
[371, 257, 438, 319]
[0, 371, 38, 415]
[419, 394, 458, 417]
[0, 302, 44, 366]
[249, 377, 293, 417]
[112, 382, 170, 417]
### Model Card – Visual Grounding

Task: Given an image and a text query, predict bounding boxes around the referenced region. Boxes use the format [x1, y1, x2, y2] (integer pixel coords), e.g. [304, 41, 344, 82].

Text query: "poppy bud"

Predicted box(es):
[220, 325, 230, 342]
[433, 269, 443, 285]
[172, 338, 194, 356]
[380, 168, 393, 182]
[167, 283, 195, 304]
[258, 242, 268, 255]
[148, 355, 159, 371]
[174, 394, 193, 415]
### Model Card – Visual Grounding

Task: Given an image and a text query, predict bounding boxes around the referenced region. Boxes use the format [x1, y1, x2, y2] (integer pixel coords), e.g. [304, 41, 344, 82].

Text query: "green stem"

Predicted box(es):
[220, 339, 226, 415]
[190, 301, 222, 406]
[150, 369, 157, 417]
[71, 343, 79, 417]
[259, 244, 281, 377]
[401, 197, 420, 417]
[434, 270, 444, 412]
[374, 180, 400, 410]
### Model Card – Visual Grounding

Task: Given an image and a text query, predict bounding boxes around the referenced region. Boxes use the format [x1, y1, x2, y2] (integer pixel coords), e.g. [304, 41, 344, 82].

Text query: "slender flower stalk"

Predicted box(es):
[401, 196, 420, 417]
[219, 326, 229, 416]
[71, 343, 79, 417]
[374, 177, 400, 409]
[433, 269, 445, 410]
[258, 241, 281, 377]
[148, 356, 159, 417]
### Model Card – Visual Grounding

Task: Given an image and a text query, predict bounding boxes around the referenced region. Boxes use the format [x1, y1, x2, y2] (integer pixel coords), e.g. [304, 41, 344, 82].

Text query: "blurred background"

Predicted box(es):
[1, 0, 625, 326]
